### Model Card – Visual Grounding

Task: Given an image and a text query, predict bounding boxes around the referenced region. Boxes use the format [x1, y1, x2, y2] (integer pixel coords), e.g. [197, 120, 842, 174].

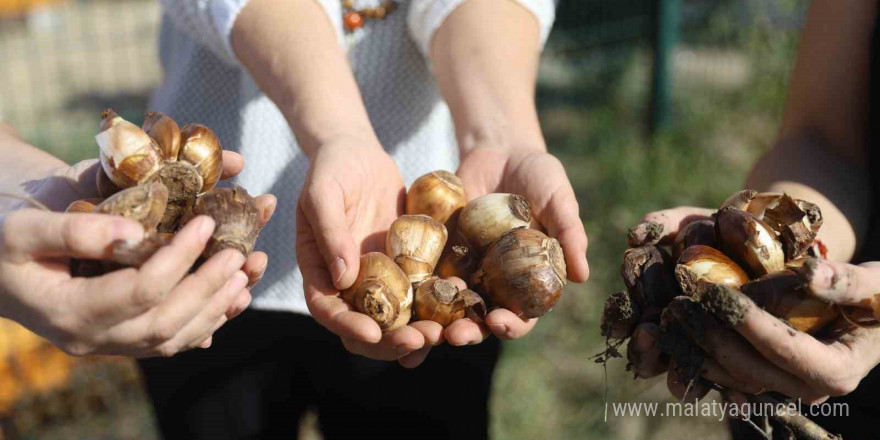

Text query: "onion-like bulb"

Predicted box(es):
[458, 193, 531, 252]
[405, 170, 466, 224]
[386, 215, 447, 284]
[473, 228, 566, 318]
[674, 245, 749, 298]
[741, 270, 839, 334]
[94, 181, 169, 231]
[414, 278, 486, 327]
[342, 252, 414, 331]
[715, 206, 785, 277]
[142, 111, 181, 161]
[147, 123, 223, 202]
[189, 186, 261, 258]
[96, 109, 163, 188]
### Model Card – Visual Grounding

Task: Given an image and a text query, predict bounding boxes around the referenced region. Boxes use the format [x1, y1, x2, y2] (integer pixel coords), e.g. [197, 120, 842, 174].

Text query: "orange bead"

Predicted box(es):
[343, 11, 364, 30]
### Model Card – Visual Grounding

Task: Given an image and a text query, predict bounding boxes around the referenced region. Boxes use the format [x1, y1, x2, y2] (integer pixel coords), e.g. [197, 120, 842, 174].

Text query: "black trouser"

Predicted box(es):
[138, 310, 501, 440]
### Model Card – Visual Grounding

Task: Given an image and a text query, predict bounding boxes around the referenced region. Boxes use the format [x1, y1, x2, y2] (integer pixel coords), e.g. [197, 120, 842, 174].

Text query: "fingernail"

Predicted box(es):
[198, 216, 216, 241]
[262, 199, 277, 224]
[330, 257, 346, 287]
[200, 337, 213, 348]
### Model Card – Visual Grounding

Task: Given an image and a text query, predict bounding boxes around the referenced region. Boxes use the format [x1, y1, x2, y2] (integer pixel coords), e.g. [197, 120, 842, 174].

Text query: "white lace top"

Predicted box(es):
[153, 0, 555, 314]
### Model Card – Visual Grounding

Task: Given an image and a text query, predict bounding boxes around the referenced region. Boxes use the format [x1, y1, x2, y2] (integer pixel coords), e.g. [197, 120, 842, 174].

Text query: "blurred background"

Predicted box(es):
[0, 0, 806, 438]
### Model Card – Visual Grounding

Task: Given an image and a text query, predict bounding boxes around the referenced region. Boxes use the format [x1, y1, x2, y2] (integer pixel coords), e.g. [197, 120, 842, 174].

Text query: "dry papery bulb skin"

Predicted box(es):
[600, 290, 640, 339]
[385, 214, 448, 284]
[94, 182, 169, 231]
[458, 193, 531, 252]
[96, 109, 163, 189]
[190, 186, 261, 258]
[406, 170, 466, 225]
[414, 277, 486, 327]
[746, 193, 823, 261]
[720, 189, 758, 210]
[622, 246, 676, 312]
[147, 122, 223, 203]
[342, 252, 413, 331]
[715, 206, 785, 278]
[674, 245, 749, 298]
[474, 228, 566, 319]
[142, 111, 181, 161]
[672, 219, 716, 262]
[741, 268, 839, 334]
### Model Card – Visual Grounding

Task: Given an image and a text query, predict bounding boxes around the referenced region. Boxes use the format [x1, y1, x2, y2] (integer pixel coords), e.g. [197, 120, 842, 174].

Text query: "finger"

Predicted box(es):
[445, 318, 489, 346]
[243, 251, 268, 287]
[152, 271, 248, 357]
[139, 216, 216, 292]
[796, 259, 880, 307]
[341, 326, 426, 361]
[702, 286, 857, 395]
[299, 183, 360, 290]
[536, 187, 590, 282]
[627, 207, 714, 247]
[628, 323, 667, 378]
[409, 320, 445, 346]
[485, 309, 537, 340]
[673, 294, 823, 400]
[220, 151, 244, 180]
[398, 346, 432, 369]
[141, 250, 246, 347]
[298, 205, 382, 343]
[178, 275, 248, 348]
[1, 209, 143, 261]
[226, 289, 252, 320]
[254, 194, 277, 228]
[667, 362, 710, 401]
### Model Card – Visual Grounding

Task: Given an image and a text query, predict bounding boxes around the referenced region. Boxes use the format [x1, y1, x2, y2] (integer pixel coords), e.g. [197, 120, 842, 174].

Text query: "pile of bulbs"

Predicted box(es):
[343, 171, 568, 331]
[599, 189, 868, 379]
[66, 110, 262, 275]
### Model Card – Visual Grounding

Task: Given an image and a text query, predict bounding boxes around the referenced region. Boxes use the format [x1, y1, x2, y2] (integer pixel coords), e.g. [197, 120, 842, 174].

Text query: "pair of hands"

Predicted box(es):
[296, 139, 590, 367]
[0, 151, 276, 358]
[626, 207, 880, 405]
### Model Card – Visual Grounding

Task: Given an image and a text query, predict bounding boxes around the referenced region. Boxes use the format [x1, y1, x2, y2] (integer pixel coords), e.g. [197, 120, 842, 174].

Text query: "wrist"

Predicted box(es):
[457, 122, 546, 159]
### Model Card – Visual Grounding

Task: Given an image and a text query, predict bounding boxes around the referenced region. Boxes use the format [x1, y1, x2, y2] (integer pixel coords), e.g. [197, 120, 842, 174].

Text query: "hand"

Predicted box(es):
[626, 207, 880, 404]
[297, 140, 443, 368]
[452, 147, 590, 346]
[0, 151, 277, 356]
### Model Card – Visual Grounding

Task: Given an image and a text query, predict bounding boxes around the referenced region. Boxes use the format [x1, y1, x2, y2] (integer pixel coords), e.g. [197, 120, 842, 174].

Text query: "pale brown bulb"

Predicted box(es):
[436, 244, 478, 281]
[342, 252, 413, 331]
[179, 124, 223, 193]
[671, 219, 716, 262]
[745, 193, 823, 261]
[405, 170, 466, 224]
[414, 278, 486, 327]
[95, 109, 163, 188]
[65, 199, 102, 213]
[190, 186, 261, 258]
[715, 206, 785, 277]
[741, 269, 838, 334]
[674, 245, 749, 298]
[142, 111, 181, 161]
[473, 228, 566, 318]
[385, 215, 447, 284]
[458, 193, 531, 252]
[94, 181, 169, 231]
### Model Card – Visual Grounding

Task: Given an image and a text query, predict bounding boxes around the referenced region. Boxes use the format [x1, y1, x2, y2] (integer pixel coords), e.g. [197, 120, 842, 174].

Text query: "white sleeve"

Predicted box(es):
[407, 0, 557, 58]
[160, 0, 344, 66]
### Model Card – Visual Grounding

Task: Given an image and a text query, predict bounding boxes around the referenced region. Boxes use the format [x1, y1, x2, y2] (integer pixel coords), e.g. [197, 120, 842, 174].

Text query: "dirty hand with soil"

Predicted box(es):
[624, 206, 880, 405]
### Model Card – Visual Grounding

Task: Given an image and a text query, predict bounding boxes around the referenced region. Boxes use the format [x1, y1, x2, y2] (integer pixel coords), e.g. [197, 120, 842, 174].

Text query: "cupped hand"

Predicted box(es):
[450, 147, 590, 346]
[296, 140, 443, 367]
[0, 151, 277, 354]
[626, 206, 880, 404]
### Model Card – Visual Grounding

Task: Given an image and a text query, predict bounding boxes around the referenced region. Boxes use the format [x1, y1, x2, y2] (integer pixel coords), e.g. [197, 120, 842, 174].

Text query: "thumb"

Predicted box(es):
[627, 207, 715, 247]
[298, 182, 360, 290]
[1, 209, 144, 261]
